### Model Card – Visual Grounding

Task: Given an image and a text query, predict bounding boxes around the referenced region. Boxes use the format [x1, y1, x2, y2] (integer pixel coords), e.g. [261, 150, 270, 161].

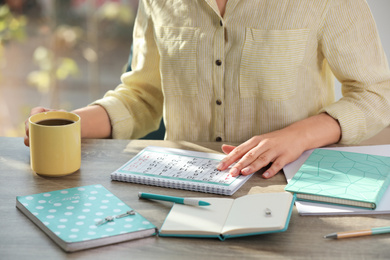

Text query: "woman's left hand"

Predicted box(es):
[217, 113, 342, 179]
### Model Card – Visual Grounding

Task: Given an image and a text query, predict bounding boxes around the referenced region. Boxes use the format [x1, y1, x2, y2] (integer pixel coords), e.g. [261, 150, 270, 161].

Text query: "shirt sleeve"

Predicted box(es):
[319, 0, 390, 144]
[91, 0, 163, 139]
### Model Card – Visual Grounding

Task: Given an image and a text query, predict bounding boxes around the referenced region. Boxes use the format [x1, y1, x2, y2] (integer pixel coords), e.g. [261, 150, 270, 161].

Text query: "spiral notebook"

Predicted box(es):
[111, 146, 252, 195]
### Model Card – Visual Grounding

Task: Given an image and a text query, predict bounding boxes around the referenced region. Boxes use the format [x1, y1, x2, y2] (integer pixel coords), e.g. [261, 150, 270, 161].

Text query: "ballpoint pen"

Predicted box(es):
[138, 192, 211, 206]
[324, 226, 390, 239]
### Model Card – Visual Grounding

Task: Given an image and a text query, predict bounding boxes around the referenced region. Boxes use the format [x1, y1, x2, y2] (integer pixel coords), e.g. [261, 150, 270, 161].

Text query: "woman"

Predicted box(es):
[25, 0, 390, 179]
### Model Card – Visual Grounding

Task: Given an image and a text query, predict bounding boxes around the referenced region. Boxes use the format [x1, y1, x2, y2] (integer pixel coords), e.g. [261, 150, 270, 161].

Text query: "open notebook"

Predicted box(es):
[159, 192, 295, 240]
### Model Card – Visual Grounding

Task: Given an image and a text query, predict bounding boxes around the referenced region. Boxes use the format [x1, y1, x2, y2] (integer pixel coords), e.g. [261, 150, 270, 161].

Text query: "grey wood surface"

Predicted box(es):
[1, 132, 390, 259]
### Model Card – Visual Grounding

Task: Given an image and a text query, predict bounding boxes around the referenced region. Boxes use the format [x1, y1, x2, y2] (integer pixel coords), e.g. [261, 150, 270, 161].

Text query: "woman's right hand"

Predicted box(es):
[24, 107, 65, 147]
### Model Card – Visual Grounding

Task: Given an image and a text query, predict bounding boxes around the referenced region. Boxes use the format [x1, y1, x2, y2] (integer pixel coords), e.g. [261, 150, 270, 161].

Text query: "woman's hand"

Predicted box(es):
[24, 105, 112, 147]
[24, 107, 66, 146]
[217, 113, 341, 179]
[217, 129, 306, 179]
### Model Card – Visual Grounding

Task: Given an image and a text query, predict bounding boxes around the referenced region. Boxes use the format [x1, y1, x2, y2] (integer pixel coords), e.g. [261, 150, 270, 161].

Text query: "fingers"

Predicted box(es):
[24, 127, 30, 147]
[262, 158, 285, 179]
[239, 150, 273, 176]
[227, 146, 283, 178]
[24, 107, 55, 147]
[221, 144, 236, 155]
[217, 145, 236, 170]
[230, 144, 273, 177]
[217, 138, 259, 171]
[30, 107, 49, 116]
[218, 135, 301, 179]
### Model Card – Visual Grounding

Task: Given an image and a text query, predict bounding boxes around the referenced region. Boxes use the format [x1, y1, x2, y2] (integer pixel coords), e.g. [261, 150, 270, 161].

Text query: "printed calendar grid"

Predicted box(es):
[116, 149, 240, 187]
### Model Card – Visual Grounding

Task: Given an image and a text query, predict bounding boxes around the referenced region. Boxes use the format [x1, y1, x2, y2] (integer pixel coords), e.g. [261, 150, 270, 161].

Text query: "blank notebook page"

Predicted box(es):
[160, 198, 233, 235]
[222, 193, 293, 235]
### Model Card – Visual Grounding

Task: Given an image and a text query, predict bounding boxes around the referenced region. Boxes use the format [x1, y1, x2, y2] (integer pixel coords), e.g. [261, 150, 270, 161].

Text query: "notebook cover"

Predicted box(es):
[285, 149, 390, 209]
[16, 185, 157, 252]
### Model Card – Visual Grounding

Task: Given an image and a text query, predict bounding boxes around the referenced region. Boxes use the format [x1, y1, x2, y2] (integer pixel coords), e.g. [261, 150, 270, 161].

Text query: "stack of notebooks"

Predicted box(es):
[284, 148, 390, 210]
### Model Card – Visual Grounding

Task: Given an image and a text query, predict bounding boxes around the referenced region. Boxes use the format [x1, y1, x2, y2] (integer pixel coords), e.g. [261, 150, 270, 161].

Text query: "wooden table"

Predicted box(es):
[1, 132, 390, 259]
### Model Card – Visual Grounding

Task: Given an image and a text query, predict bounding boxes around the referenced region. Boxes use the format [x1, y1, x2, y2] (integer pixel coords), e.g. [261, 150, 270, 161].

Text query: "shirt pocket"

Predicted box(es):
[155, 26, 199, 96]
[240, 28, 310, 100]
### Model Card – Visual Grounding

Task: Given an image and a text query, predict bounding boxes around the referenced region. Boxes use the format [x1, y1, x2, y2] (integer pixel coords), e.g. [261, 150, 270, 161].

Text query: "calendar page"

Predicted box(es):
[111, 146, 253, 195]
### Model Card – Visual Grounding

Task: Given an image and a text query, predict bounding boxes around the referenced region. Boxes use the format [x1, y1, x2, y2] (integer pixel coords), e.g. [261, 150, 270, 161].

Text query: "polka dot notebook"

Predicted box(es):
[16, 185, 157, 252]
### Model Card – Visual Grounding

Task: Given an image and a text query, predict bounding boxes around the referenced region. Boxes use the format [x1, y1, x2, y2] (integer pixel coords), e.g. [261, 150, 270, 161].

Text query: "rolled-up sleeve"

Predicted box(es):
[319, 0, 390, 144]
[92, 0, 163, 139]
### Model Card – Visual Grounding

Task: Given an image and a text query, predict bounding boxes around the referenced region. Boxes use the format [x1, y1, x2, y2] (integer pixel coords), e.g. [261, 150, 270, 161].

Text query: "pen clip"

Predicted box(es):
[116, 210, 136, 219]
[95, 216, 114, 226]
[95, 210, 136, 226]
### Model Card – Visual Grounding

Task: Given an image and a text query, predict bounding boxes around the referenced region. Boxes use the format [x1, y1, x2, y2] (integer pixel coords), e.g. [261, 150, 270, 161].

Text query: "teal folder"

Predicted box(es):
[285, 149, 390, 209]
[16, 185, 157, 252]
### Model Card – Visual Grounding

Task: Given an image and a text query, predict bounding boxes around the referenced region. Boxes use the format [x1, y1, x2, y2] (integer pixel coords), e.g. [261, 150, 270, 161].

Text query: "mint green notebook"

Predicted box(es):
[285, 149, 390, 209]
[16, 185, 157, 252]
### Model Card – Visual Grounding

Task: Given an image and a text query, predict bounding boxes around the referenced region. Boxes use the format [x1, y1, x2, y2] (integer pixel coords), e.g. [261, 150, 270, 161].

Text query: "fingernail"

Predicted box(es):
[230, 168, 238, 176]
[241, 167, 251, 175]
[217, 162, 224, 170]
[263, 172, 270, 178]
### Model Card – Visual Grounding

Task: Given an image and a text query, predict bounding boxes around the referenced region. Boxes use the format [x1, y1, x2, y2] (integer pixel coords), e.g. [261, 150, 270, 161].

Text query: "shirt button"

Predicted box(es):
[215, 60, 222, 66]
[220, 20, 223, 26]
[216, 136, 222, 142]
[216, 99, 222, 105]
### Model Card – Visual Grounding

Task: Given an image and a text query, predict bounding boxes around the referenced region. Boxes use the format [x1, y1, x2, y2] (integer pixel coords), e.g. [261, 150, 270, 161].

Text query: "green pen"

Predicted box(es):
[138, 192, 211, 206]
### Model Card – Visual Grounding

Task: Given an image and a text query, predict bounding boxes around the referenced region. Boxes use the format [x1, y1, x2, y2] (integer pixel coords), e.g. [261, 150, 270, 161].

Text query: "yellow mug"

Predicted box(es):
[29, 111, 81, 177]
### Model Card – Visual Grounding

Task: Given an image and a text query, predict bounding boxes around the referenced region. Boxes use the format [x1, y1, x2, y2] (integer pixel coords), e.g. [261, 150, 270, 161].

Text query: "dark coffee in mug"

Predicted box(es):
[36, 118, 75, 126]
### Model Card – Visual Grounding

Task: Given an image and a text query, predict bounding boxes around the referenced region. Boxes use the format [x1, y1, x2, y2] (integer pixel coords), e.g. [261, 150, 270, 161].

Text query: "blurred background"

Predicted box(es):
[0, 0, 137, 136]
[0, 0, 389, 138]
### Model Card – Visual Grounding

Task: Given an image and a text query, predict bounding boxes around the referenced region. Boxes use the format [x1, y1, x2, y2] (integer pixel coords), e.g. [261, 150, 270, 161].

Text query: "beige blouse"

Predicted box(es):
[93, 0, 390, 144]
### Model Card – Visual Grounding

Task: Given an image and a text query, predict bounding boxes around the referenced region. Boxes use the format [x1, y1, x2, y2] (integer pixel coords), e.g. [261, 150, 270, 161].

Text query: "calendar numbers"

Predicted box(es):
[121, 150, 236, 185]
